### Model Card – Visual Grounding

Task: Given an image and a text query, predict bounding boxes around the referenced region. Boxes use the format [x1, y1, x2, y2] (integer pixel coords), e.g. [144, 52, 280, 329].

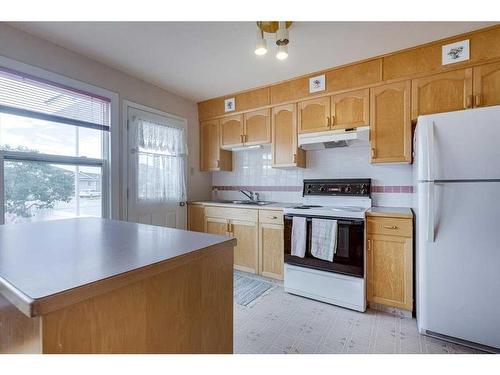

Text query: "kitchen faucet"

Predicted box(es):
[239, 189, 259, 202]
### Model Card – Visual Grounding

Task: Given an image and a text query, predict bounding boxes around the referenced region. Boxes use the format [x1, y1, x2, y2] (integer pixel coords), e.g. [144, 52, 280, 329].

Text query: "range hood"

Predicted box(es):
[298, 126, 370, 150]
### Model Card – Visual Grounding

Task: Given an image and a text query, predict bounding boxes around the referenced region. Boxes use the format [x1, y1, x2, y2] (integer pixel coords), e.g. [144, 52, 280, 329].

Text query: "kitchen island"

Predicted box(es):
[0, 218, 236, 354]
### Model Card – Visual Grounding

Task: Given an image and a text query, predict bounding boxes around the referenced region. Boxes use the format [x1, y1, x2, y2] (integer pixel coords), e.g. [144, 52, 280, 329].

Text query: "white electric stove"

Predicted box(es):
[283, 179, 371, 312]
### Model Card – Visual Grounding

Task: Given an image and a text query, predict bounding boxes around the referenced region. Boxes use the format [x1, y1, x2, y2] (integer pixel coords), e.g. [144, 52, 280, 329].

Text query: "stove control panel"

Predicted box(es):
[303, 179, 371, 197]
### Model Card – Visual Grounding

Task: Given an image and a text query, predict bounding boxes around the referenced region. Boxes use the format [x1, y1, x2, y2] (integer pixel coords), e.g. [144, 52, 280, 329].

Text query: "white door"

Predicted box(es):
[127, 105, 187, 228]
[417, 181, 500, 348]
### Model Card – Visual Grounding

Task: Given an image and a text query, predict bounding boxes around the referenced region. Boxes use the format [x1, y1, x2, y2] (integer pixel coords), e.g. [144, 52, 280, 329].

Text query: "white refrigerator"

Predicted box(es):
[414, 106, 500, 350]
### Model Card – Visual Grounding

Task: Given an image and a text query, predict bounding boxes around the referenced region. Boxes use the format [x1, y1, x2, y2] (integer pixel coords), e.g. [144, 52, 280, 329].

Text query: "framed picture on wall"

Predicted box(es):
[442, 39, 470, 65]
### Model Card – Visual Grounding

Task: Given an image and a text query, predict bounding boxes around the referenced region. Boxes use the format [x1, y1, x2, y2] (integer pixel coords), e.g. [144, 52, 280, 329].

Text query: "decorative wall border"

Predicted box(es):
[212, 185, 414, 193]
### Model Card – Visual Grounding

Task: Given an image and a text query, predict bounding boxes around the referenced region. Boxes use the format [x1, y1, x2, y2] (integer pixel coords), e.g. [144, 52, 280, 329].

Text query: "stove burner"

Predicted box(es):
[292, 205, 323, 209]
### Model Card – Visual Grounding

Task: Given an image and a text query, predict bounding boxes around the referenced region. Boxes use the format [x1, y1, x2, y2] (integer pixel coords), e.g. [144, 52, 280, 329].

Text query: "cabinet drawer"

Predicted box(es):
[204, 206, 258, 222]
[367, 217, 412, 237]
[259, 210, 283, 225]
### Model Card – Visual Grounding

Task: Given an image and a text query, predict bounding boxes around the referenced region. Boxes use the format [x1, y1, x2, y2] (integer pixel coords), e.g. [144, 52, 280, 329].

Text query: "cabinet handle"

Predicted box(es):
[216, 160, 220, 168]
[240, 134, 244, 143]
[383, 225, 399, 230]
[371, 148, 376, 158]
[271, 216, 278, 219]
[327, 116, 331, 127]
[226, 221, 230, 233]
[244, 134, 248, 143]
[293, 153, 297, 163]
[331, 115, 335, 126]
[465, 95, 473, 109]
[474, 94, 482, 107]
[367, 239, 371, 252]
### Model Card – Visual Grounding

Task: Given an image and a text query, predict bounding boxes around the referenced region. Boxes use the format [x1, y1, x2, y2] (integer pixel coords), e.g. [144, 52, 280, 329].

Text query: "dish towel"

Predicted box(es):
[311, 218, 338, 262]
[291, 216, 307, 258]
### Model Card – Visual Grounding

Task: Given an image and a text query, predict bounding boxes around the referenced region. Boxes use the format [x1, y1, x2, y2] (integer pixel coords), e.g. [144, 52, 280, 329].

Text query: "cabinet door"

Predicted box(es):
[205, 217, 229, 236]
[187, 204, 205, 232]
[370, 80, 412, 163]
[259, 223, 284, 280]
[231, 220, 258, 274]
[473, 61, 500, 108]
[298, 96, 331, 133]
[243, 108, 271, 146]
[200, 120, 220, 171]
[271, 103, 306, 168]
[411, 68, 473, 120]
[220, 114, 243, 147]
[331, 89, 369, 129]
[367, 234, 413, 311]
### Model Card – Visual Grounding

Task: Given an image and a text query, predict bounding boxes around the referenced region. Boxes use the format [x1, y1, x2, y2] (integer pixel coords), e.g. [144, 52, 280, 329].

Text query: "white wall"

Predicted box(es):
[212, 143, 414, 207]
[0, 23, 212, 218]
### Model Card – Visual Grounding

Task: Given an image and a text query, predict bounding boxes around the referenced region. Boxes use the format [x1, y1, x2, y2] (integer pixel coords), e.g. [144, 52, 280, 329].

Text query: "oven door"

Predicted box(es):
[284, 214, 364, 277]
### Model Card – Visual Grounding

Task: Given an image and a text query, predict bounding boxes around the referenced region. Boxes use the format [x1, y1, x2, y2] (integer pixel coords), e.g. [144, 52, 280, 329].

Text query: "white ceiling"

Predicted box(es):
[10, 22, 496, 102]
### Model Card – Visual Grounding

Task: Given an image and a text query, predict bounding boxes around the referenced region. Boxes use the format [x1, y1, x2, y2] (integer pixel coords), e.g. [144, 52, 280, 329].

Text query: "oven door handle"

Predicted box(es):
[284, 215, 363, 225]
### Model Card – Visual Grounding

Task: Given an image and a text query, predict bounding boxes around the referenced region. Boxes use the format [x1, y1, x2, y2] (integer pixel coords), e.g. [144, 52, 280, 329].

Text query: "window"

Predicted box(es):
[0, 66, 111, 224]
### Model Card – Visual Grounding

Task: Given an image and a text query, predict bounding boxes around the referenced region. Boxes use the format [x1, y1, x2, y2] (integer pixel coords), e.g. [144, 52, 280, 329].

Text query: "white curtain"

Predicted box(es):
[136, 118, 187, 202]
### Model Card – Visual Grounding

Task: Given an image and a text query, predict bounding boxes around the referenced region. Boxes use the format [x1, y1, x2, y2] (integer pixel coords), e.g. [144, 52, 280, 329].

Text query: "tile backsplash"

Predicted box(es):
[212, 144, 414, 207]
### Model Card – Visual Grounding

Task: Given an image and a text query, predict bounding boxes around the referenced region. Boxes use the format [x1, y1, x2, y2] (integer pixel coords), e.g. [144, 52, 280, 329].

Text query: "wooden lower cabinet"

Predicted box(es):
[231, 220, 259, 274]
[366, 216, 413, 311]
[258, 223, 284, 280]
[205, 216, 229, 236]
[187, 203, 205, 232]
[198, 205, 284, 279]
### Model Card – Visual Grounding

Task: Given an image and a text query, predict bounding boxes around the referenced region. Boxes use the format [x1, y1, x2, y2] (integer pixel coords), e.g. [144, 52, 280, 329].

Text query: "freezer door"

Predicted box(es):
[415, 106, 500, 181]
[417, 181, 500, 349]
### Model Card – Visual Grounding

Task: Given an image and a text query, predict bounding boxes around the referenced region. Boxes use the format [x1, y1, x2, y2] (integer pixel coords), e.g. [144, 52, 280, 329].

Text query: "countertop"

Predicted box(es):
[0, 218, 235, 317]
[189, 200, 297, 210]
[366, 206, 413, 218]
[191, 201, 413, 218]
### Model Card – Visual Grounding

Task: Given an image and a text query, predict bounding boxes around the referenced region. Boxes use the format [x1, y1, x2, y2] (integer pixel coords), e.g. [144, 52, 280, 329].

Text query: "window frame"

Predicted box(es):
[0, 55, 119, 223]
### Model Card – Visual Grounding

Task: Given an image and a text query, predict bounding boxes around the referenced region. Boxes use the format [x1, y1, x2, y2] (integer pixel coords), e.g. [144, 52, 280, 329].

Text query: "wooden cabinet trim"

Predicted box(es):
[198, 25, 500, 120]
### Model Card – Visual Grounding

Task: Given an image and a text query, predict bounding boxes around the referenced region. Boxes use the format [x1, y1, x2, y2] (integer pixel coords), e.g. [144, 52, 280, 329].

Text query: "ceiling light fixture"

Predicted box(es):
[254, 29, 267, 56]
[255, 21, 292, 60]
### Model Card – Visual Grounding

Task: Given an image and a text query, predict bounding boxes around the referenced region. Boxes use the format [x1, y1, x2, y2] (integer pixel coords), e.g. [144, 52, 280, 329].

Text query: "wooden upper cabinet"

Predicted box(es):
[272, 103, 305, 168]
[411, 68, 473, 120]
[298, 96, 331, 134]
[243, 108, 271, 146]
[200, 120, 232, 172]
[331, 89, 370, 129]
[370, 80, 411, 164]
[220, 114, 243, 147]
[473, 61, 500, 108]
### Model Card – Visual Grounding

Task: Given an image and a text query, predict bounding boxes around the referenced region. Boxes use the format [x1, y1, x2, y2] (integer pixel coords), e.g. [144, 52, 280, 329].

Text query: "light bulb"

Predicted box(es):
[276, 44, 288, 60]
[254, 29, 267, 56]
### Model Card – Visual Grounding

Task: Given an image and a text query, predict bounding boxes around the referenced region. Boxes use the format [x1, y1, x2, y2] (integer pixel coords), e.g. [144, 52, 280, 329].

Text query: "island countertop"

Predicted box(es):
[0, 217, 235, 318]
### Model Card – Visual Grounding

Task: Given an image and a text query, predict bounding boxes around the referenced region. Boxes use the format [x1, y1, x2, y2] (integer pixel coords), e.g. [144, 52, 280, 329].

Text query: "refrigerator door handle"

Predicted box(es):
[427, 182, 435, 242]
[427, 121, 435, 181]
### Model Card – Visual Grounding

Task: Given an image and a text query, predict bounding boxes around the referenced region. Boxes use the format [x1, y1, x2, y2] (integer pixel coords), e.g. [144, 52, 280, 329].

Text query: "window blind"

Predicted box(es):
[0, 66, 111, 131]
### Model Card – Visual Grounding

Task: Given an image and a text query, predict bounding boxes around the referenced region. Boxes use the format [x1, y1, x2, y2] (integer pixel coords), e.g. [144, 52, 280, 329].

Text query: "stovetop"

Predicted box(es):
[285, 179, 372, 219]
